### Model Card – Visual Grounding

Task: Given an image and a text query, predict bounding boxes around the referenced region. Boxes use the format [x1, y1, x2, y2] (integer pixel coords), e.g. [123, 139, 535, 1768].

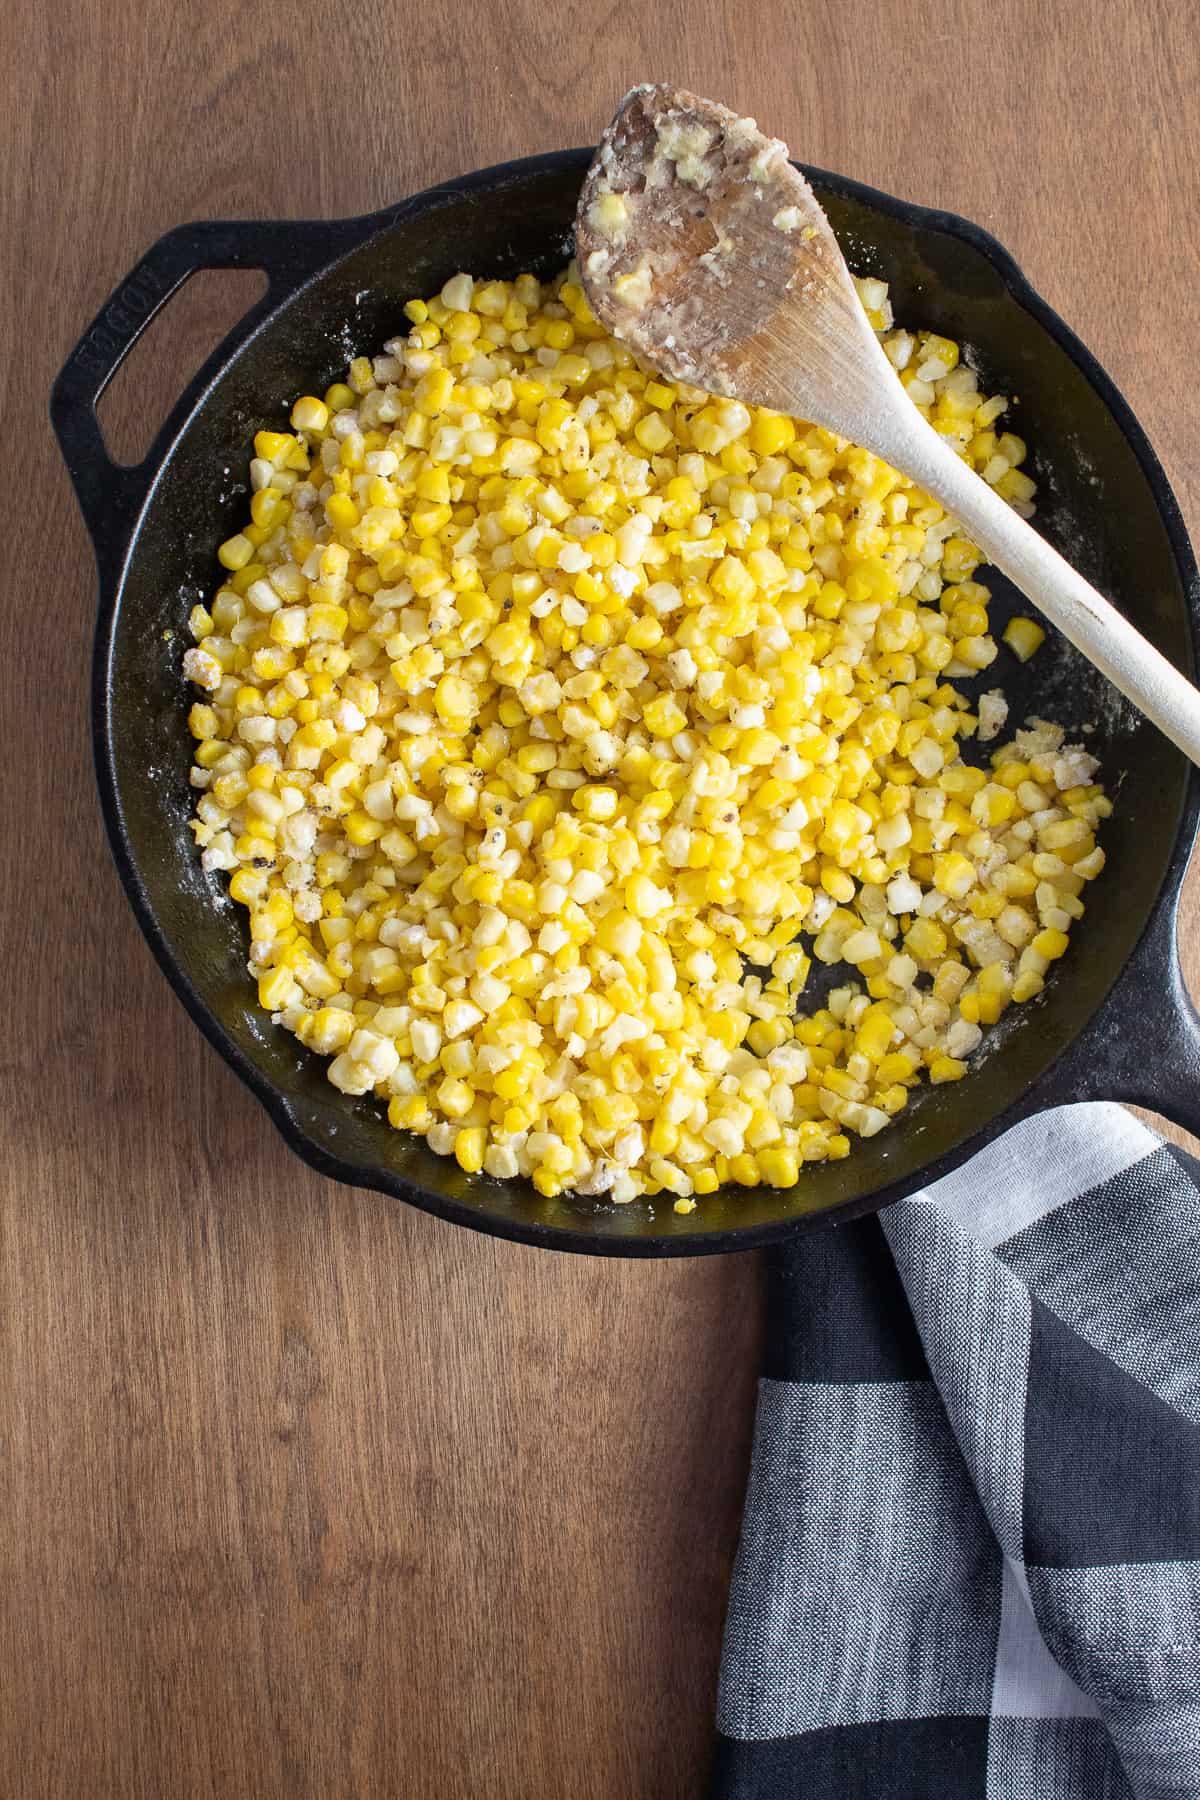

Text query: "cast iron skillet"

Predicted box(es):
[51, 149, 1200, 1256]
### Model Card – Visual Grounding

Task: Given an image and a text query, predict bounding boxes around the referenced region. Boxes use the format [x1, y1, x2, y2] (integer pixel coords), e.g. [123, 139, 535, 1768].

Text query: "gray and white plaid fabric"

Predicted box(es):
[712, 1104, 1200, 1799]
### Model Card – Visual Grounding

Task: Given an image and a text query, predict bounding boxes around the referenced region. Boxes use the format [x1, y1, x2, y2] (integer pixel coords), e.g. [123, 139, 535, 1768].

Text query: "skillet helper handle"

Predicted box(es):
[50, 216, 358, 573]
[1156, 980, 1200, 1140]
[1098, 926, 1200, 1141]
[1039, 891, 1200, 1142]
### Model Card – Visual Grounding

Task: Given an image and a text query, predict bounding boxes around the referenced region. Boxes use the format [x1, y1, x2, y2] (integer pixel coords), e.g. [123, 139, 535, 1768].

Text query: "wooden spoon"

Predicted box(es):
[577, 83, 1200, 766]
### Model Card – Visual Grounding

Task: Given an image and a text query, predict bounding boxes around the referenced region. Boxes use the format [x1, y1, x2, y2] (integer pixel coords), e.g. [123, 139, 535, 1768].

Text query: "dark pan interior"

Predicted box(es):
[101, 157, 1194, 1250]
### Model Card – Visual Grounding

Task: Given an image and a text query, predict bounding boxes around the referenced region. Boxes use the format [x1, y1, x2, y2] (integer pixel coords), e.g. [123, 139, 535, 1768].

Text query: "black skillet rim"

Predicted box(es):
[84, 149, 1200, 1256]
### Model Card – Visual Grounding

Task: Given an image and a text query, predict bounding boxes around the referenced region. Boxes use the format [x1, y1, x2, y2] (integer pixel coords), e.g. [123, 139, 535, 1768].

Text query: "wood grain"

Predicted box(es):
[3, 0, 1198, 1793]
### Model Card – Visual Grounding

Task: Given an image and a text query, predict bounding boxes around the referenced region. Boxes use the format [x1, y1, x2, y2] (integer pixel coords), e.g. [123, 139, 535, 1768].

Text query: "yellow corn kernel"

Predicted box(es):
[347, 356, 374, 395]
[635, 412, 674, 454]
[228, 868, 266, 905]
[711, 556, 756, 606]
[291, 396, 329, 434]
[254, 429, 295, 465]
[855, 1003, 895, 1063]
[325, 493, 360, 532]
[906, 917, 948, 960]
[573, 784, 619, 822]
[434, 674, 476, 731]
[932, 851, 976, 900]
[643, 695, 687, 738]
[728, 1154, 761, 1188]
[258, 965, 297, 1010]
[750, 411, 796, 457]
[304, 1008, 355, 1055]
[877, 1052, 917, 1086]
[1003, 616, 1045, 661]
[437, 1077, 474, 1119]
[217, 533, 254, 571]
[415, 367, 454, 416]
[746, 1017, 789, 1057]
[649, 1117, 680, 1157]
[389, 1094, 432, 1132]
[416, 464, 452, 504]
[758, 1147, 800, 1187]
[343, 809, 383, 846]
[454, 1127, 486, 1174]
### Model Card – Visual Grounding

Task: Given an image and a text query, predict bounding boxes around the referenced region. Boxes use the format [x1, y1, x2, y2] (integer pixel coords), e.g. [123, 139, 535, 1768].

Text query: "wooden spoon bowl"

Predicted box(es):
[576, 82, 887, 434]
[578, 84, 1200, 766]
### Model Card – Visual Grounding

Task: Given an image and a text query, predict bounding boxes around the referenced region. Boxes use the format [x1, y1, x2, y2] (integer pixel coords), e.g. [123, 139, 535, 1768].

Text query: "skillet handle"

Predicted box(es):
[1035, 883, 1200, 1141]
[50, 216, 363, 575]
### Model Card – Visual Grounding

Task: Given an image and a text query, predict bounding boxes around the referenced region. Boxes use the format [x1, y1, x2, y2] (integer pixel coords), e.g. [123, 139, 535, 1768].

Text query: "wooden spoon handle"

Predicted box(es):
[875, 409, 1200, 766]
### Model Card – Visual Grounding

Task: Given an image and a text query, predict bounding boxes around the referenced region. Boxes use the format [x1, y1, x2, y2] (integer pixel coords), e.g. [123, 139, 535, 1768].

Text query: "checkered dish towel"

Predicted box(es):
[712, 1103, 1200, 1799]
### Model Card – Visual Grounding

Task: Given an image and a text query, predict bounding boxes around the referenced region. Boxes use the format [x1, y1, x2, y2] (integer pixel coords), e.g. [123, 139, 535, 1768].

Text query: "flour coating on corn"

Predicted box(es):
[184, 267, 1107, 1209]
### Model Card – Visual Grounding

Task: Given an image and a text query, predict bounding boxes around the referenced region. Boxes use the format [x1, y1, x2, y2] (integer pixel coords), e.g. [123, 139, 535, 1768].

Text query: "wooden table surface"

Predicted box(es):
[5, 1, 1199, 1793]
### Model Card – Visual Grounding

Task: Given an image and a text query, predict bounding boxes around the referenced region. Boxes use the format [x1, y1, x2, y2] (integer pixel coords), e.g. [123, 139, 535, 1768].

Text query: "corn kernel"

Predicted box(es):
[454, 1127, 486, 1174]
[291, 396, 329, 434]
[1003, 616, 1046, 661]
[218, 533, 254, 571]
